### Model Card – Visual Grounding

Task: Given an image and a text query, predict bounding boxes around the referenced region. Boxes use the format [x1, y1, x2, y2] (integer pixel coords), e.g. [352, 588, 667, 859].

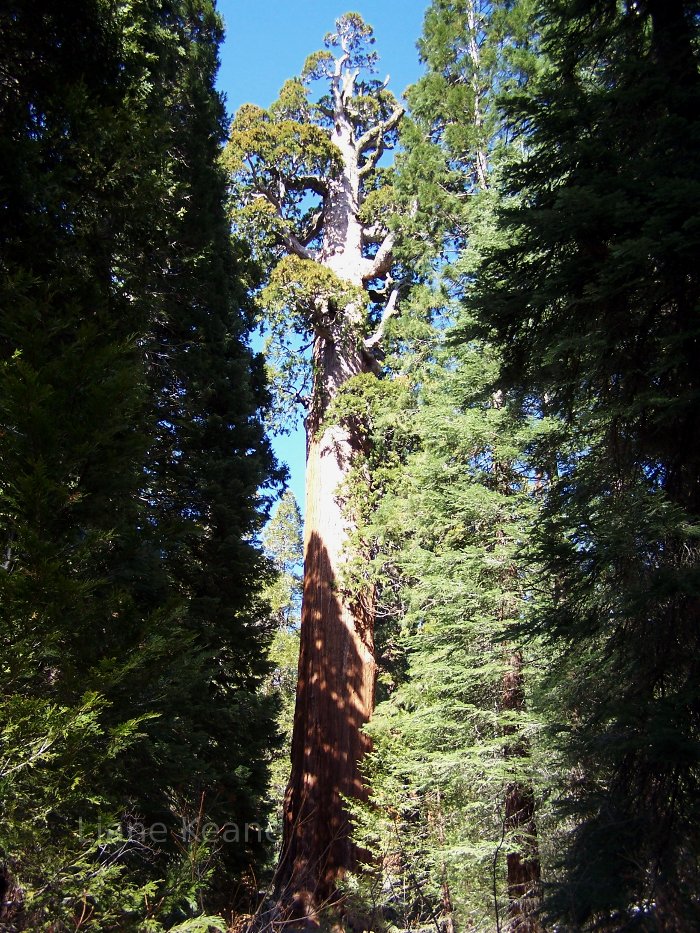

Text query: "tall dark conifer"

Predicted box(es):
[470, 0, 700, 926]
[0, 3, 161, 921]
[0, 0, 278, 925]
[127, 0, 281, 891]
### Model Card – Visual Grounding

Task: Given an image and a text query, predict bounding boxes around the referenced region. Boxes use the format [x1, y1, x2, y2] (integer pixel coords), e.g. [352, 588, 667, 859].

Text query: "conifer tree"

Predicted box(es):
[123, 2, 280, 895]
[359, 343, 543, 931]
[351, 2, 545, 929]
[263, 490, 304, 630]
[0, 1, 165, 922]
[0, 0, 277, 925]
[224, 14, 405, 918]
[470, 0, 700, 926]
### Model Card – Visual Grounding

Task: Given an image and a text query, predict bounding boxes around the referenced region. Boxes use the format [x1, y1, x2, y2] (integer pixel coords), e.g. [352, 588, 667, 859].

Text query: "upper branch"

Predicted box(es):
[300, 208, 325, 247]
[331, 51, 351, 112]
[252, 188, 317, 261]
[285, 175, 329, 197]
[359, 139, 389, 178]
[284, 232, 316, 261]
[362, 230, 395, 282]
[364, 286, 400, 350]
[356, 104, 404, 157]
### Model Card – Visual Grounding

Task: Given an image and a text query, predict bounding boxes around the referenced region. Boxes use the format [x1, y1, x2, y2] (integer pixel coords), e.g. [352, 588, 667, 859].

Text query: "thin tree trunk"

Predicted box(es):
[466, 0, 489, 191]
[502, 651, 542, 933]
[434, 789, 456, 933]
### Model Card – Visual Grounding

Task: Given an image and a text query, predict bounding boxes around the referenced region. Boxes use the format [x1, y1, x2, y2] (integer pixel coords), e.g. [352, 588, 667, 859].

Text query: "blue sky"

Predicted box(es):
[215, 1, 429, 511]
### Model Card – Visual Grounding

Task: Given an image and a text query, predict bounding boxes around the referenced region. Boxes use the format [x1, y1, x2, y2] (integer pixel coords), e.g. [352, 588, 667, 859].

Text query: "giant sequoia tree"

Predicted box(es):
[225, 13, 404, 918]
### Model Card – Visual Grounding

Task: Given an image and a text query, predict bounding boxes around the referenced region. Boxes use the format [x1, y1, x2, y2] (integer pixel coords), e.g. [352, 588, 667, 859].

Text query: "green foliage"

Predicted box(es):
[414, 0, 538, 163]
[0, 0, 279, 926]
[302, 51, 336, 84]
[349, 335, 546, 929]
[262, 490, 304, 629]
[224, 101, 341, 273]
[260, 491, 303, 864]
[350, 0, 700, 926]
[263, 628, 300, 846]
[342, 3, 549, 928]
[262, 256, 365, 332]
[260, 257, 367, 430]
[120, 0, 281, 900]
[357, 167, 399, 230]
[269, 79, 310, 122]
[299, 11, 381, 90]
[466, 0, 700, 926]
[392, 0, 538, 270]
[225, 109, 340, 188]
[324, 13, 378, 72]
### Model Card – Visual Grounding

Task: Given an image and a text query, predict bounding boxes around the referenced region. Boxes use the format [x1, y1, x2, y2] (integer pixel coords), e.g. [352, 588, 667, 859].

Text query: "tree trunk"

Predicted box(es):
[502, 651, 542, 933]
[274, 329, 376, 920]
[270, 44, 393, 922]
[434, 789, 456, 933]
[273, 98, 377, 910]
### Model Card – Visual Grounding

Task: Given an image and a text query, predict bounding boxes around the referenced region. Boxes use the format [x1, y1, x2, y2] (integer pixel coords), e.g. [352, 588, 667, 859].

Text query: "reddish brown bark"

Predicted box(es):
[502, 651, 542, 933]
[273, 332, 376, 921]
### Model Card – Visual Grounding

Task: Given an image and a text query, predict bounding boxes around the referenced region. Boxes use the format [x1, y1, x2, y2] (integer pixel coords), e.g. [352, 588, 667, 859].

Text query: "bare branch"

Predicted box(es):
[356, 104, 404, 155]
[292, 389, 310, 410]
[361, 223, 383, 244]
[300, 208, 325, 247]
[467, 2, 490, 191]
[283, 231, 316, 261]
[367, 281, 393, 302]
[366, 290, 384, 304]
[362, 229, 395, 282]
[331, 52, 350, 112]
[250, 190, 317, 261]
[342, 66, 360, 102]
[359, 144, 385, 178]
[286, 175, 329, 197]
[364, 287, 400, 350]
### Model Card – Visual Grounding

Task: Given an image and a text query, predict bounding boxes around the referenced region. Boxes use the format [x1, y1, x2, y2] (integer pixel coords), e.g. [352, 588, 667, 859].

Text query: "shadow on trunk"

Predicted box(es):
[272, 529, 374, 925]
